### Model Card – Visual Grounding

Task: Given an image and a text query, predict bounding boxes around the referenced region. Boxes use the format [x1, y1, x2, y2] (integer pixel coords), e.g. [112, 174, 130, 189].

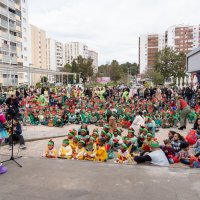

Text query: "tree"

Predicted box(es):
[144, 69, 164, 85]
[154, 47, 186, 79]
[41, 76, 48, 83]
[60, 63, 72, 72]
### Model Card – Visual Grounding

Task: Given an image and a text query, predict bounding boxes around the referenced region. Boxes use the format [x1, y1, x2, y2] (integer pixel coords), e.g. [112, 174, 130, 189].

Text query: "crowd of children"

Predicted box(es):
[1, 86, 198, 131]
[42, 122, 200, 168]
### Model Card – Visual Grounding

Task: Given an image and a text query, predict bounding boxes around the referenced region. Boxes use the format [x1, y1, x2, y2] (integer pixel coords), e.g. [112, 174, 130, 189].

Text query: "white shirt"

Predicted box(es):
[131, 115, 145, 127]
[148, 150, 169, 167]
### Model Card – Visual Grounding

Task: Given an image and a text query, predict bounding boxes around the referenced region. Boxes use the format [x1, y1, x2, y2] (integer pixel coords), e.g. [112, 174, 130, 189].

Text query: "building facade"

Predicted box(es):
[0, 0, 30, 86]
[30, 24, 47, 84]
[46, 38, 65, 82]
[65, 42, 88, 64]
[88, 50, 98, 74]
[139, 24, 200, 73]
[139, 33, 165, 73]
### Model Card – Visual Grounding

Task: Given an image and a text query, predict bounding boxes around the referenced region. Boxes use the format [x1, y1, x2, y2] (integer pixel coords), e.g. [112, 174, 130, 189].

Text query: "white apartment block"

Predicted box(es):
[65, 42, 88, 64]
[46, 38, 65, 71]
[139, 24, 200, 73]
[88, 50, 98, 74]
[46, 38, 65, 82]
[0, 0, 29, 86]
[139, 33, 165, 73]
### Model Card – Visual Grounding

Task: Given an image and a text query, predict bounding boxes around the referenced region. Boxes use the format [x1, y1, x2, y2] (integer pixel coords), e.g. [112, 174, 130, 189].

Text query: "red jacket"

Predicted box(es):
[179, 99, 188, 109]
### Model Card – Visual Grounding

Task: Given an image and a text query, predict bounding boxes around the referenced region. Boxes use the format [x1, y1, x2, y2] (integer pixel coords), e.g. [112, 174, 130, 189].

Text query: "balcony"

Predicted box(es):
[9, 34, 16, 42]
[9, 22, 16, 30]
[0, 30, 9, 39]
[8, 0, 15, 10]
[9, 11, 15, 20]
[0, 6, 8, 17]
[0, 0, 7, 6]
[1, 44, 9, 51]
[0, 18, 8, 29]
[11, 56, 17, 63]
[2, 54, 10, 63]
[10, 46, 16, 52]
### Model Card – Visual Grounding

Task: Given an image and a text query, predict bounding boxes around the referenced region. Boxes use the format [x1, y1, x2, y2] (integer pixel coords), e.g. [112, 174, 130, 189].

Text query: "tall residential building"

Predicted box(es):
[139, 24, 200, 73]
[139, 34, 165, 73]
[0, 0, 29, 86]
[88, 50, 98, 74]
[46, 38, 65, 82]
[30, 24, 47, 84]
[46, 38, 65, 71]
[65, 42, 88, 64]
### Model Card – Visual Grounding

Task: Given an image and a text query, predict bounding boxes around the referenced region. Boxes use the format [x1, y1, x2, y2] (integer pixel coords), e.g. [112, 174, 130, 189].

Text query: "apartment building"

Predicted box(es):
[139, 24, 200, 73]
[88, 50, 98, 74]
[30, 24, 47, 84]
[139, 34, 165, 73]
[0, 0, 29, 86]
[46, 38, 65, 82]
[65, 42, 88, 64]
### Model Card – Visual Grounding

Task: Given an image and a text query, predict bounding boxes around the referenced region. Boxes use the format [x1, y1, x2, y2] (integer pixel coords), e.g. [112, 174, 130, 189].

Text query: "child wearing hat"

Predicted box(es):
[140, 133, 153, 155]
[43, 139, 58, 158]
[95, 138, 108, 162]
[71, 136, 80, 153]
[105, 132, 115, 159]
[113, 129, 123, 151]
[134, 139, 169, 167]
[84, 141, 96, 161]
[72, 140, 86, 160]
[67, 131, 75, 145]
[115, 144, 132, 164]
[58, 139, 72, 159]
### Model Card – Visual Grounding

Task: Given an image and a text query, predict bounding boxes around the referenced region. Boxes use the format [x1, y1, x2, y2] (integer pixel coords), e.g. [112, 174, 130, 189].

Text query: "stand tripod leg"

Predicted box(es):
[12, 159, 22, 168]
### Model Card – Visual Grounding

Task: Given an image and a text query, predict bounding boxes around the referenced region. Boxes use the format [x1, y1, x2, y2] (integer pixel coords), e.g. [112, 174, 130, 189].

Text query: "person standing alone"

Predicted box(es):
[177, 96, 191, 130]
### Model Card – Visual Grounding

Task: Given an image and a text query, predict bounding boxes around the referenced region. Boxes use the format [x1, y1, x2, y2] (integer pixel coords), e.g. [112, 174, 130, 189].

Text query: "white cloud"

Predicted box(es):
[28, 0, 200, 65]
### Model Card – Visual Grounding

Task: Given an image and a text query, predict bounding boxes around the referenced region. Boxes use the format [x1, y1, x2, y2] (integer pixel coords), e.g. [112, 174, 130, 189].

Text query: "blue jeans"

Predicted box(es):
[180, 159, 190, 165]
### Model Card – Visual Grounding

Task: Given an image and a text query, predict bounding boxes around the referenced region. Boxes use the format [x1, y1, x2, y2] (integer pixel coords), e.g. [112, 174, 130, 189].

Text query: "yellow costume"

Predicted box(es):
[95, 146, 107, 162]
[73, 147, 86, 160]
[84, 149, 96, 161]
[116, 149, 132, 164]
[71, 141, 78, 152]
[58, 145, 72, 159]
[44, 148, 58, 158]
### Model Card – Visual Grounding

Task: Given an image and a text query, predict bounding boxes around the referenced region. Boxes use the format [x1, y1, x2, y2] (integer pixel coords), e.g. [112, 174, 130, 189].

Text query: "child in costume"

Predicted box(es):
[72, 140, 86, 160]
[113, 128, 123, 151]
[84, 142, 96, 161]
[115, 144, 132, 164]
[95, 138, 108, 162]
[140, 133, 153, 155]
[105, 132, 114, 159]
[188, 108, 196, 123]
[58, 139, 72, 159]
[71, 136, 80, 152]
[43, 140, 58, 158]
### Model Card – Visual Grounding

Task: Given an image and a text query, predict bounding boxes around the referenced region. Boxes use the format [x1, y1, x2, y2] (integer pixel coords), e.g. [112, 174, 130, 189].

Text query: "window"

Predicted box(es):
[23, 18, 26, 23]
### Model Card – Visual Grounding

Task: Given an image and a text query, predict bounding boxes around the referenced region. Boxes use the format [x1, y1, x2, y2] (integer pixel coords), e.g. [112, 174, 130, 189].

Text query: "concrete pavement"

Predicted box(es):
[0, 157, 200, 200]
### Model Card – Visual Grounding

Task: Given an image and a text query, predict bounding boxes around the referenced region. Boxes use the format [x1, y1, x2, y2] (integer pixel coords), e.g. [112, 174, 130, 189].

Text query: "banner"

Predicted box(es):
[97, 77, 111, 84]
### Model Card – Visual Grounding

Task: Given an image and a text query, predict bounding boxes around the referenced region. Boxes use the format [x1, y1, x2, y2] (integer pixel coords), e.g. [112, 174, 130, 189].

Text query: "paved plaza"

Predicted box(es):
[1, 124, 200, 200]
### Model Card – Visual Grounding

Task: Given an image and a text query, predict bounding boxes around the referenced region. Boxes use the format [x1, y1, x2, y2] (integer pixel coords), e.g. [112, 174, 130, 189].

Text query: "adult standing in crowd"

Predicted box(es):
[177, 96, 191, 130]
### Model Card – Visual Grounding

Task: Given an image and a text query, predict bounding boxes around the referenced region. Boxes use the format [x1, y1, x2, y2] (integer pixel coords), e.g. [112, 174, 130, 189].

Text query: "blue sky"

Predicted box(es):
[28, 0, 200, 65]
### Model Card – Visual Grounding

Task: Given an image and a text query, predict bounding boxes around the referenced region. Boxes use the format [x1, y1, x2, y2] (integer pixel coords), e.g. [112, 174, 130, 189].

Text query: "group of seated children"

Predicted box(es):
[43, 124, 200, 168]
